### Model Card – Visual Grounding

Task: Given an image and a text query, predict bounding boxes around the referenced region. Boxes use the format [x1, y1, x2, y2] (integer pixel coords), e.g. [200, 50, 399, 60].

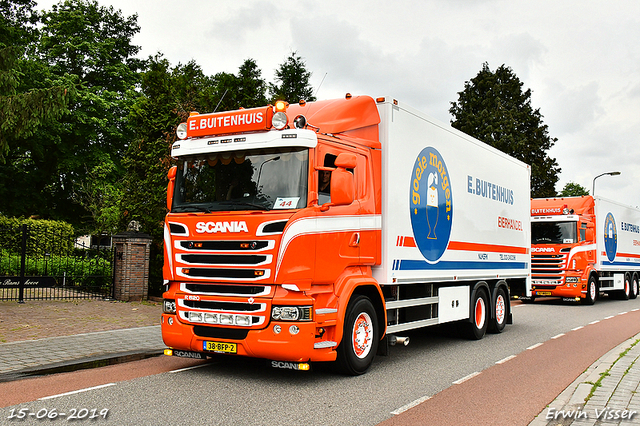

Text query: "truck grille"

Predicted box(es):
[181, 283, 271, 297]
[174, 239, 276, 283]
[531, 252, 567, 286]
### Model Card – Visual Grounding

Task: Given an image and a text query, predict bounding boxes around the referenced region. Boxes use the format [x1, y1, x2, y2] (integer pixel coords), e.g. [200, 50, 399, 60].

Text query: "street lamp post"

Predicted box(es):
[592, 171, 621, 195]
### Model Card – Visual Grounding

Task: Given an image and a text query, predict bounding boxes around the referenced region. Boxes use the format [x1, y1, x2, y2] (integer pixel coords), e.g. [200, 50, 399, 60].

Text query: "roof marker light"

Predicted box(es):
[274, 100, 287, 112]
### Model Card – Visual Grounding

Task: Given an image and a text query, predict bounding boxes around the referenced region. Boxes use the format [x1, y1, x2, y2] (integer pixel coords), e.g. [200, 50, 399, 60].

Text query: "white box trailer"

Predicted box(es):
[372, 99, 531, 337]
[595, 197, 640, 293]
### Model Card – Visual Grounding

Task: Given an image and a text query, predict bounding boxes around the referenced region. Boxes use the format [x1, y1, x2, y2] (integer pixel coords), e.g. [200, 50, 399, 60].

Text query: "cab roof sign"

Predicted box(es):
[187, 106, 274, 138]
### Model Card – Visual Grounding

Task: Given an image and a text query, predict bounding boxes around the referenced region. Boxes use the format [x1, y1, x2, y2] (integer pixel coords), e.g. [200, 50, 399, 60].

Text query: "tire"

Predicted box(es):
[619, 274, 631, 300]
[489, 287, 508, 334]
[463, 288, 489, 340]
[631, 274, 639, 300]
[582, 276, 597, 305]
[336, 295, 379, 375]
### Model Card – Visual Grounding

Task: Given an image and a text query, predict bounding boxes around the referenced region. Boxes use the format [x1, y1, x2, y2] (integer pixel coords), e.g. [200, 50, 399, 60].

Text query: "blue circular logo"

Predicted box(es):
[409, 147, 453, 263]
[604, 212, 617, 262]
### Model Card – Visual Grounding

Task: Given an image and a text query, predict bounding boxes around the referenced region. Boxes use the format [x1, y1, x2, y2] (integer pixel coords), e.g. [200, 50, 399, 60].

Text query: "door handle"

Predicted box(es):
[349, 232, 360, 247]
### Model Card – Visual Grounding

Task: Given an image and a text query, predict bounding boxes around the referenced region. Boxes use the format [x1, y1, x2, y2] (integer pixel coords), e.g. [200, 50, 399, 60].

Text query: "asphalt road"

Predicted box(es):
[3, 296, 640, 426]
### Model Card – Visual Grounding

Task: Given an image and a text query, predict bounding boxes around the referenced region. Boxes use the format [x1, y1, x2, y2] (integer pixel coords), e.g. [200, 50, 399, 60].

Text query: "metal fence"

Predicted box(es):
[0, 224, 114, 302]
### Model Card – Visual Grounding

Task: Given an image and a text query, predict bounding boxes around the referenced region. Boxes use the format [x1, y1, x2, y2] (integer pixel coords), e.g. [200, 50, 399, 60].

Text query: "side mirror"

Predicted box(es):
[585, 222, 595, 242]
[167, 166, 177, 210]
[335, 152, 357, 169]
[329, 168, 355, 206]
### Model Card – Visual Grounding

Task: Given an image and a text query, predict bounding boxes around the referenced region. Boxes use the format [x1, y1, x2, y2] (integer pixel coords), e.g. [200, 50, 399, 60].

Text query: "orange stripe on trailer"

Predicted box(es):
[396, 236, 417, 247]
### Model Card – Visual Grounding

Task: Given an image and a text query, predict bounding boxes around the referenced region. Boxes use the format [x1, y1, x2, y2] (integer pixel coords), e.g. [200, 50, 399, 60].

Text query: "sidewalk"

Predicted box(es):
[0, 298, 165, 382]
[0, 325, 164, 382]
[529, 332, 640, 426]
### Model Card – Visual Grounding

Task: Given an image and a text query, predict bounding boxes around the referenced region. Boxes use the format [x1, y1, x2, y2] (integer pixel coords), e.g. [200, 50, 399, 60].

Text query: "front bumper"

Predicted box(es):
[161, 313, 337, 362]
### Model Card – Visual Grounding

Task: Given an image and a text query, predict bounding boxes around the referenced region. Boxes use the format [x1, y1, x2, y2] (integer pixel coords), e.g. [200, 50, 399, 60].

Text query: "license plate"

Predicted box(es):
[204, 341, 237, 354]
[536, 291, 552, 296]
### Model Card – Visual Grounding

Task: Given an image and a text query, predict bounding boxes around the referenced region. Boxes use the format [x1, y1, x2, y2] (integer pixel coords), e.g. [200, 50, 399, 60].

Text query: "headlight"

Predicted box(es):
[271, 306, 312, 321]
[163, 299, 176, 314]
[271, 112, 288, 130]
[176, 122, 187, 139]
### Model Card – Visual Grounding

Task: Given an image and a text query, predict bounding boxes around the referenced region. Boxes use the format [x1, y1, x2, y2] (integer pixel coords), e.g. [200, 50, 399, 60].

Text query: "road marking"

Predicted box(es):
[527, 343, 543, 350]
[39, 383, 115, 400]
[453, 371, 480, 385]
[604, 315, 614, 320]
[589, 320, 600, 325]
[618, 311, 628, 315]
[391, 395, 431, 415]
[571, 326, 584, 331]
[169, 363, 210, 374]
[496, 355, 516, 364]
[632, 308, 639, 312]
[551, 333, 565, 339]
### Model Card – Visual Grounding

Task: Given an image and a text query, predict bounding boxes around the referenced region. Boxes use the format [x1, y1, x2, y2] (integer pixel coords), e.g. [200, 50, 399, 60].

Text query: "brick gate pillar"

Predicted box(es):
[112, 231, 152, 301]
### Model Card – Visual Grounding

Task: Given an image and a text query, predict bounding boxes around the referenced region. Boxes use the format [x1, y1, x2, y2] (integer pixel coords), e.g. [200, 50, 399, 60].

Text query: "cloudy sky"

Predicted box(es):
[37, 0, 640, 205]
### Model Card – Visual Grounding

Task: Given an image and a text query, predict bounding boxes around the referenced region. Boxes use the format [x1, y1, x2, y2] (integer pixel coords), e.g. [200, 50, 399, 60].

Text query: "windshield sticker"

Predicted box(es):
[273, 197, 300, 209]
[563, 239, 574, 244]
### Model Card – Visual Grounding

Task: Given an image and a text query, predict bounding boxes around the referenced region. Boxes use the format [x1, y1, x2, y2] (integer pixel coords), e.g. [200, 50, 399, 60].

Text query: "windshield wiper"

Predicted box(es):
[219, 201, 270, 211]
[172, 205, 213, 213]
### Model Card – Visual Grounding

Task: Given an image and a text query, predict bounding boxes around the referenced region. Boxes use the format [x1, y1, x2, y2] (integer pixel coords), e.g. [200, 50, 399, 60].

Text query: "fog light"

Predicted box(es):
[273, 325, 281, 334]
[163, 299, 176, 314]
[236, 315, 251, 326]
[168, 317, 174, 325]
[220, 314, 234, 325]
[189, 312, 203, 322]
[289, 325, 300, 335]
[204, 313, 218, 324]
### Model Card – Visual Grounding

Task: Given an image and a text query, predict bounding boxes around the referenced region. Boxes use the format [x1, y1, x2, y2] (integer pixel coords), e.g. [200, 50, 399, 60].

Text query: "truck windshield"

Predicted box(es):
[531, 221, 578, 244]
[172, 148, 308, 212]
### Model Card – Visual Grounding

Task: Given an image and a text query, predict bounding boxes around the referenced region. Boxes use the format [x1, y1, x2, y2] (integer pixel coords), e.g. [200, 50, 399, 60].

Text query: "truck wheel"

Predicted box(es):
[631, 274, 639, 300]
[582, 276, 597, 305]
[489, 287, 508, 334]
[464, 288, 489, 340]
[620, 274, 631, 300]
[336, 295, 379, 375]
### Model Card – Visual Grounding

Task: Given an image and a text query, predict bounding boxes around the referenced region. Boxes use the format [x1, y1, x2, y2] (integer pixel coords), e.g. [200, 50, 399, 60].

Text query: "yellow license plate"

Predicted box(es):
[537, 291, 552, 296]
[204, 341, 237, 354]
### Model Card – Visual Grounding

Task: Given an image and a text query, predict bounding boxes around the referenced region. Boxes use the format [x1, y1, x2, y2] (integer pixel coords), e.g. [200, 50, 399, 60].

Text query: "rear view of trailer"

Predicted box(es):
[373, 99, 530, 337]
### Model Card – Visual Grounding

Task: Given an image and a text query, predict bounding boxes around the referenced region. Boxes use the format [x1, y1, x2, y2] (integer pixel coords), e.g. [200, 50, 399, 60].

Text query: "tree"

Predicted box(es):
[0, 0, 142, 225]
[0, 0, 74, 163]
[450, 63, 560, 198]
[269, 51, 315, 104]
[559, 182, 589, 197]
[237, 58, 268, 108]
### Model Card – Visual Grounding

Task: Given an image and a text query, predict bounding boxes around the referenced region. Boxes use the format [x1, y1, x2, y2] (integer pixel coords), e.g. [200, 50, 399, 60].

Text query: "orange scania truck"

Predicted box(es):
[529, 196, 640, 304]
[161, 95, 531, 374]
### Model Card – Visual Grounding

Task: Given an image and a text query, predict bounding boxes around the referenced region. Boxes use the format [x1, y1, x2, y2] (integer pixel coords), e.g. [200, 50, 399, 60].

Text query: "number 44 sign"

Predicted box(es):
[273, 197, 300, 210]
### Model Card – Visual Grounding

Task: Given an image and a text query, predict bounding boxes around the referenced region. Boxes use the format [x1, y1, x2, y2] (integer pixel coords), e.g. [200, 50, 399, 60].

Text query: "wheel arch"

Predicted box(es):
[333, 268, 386, 346]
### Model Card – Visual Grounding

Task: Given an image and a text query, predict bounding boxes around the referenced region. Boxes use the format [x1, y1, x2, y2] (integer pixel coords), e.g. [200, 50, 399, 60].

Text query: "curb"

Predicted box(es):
[529, 332, 640, 425]
[0, 349, 164, 383]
